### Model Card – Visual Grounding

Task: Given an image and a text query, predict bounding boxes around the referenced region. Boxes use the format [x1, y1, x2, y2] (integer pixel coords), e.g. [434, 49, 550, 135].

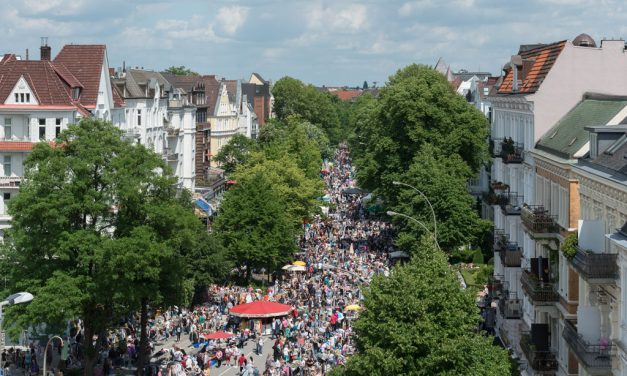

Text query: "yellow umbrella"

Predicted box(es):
[345, 304, 362, 312]
[293, 261, 306, 266]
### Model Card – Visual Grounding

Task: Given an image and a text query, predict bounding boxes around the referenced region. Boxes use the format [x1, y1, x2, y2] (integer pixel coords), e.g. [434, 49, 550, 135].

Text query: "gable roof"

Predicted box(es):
[536, 95, 627, 159]
[498, 41, 566, 94]
[54, 45, 106, 107]
[0, 59, 74, 106]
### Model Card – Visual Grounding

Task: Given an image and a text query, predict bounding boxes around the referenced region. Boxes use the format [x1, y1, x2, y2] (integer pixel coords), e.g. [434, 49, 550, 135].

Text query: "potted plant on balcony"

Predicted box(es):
[561, 233, 578, 259]
[491, 181, 509, 191]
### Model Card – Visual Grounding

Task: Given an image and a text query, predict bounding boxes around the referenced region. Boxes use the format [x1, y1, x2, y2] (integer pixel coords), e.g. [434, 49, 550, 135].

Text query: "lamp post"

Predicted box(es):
[0, 292, 34, 355]
[43, 336, 64, 376]
[387, 211, 442, 252]
[392, 181, 438, 244]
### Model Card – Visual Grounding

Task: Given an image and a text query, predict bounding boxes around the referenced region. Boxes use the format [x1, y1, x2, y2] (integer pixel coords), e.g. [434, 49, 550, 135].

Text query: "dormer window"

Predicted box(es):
[72, 88, 81, 100]
[14, 93, 31, 103]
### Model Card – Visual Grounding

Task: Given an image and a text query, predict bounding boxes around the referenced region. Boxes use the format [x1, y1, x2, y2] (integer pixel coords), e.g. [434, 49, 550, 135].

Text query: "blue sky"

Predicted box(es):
[1, 0, 626, 86]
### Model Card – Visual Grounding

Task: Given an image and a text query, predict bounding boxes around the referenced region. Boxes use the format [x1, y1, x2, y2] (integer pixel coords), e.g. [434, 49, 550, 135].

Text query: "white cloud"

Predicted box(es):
[307, 3, 367, 33]
[20, 0, 88, 16]
[262, 47, 284, 59]
[216, 5, 249, 36]
[398, 0, 434, 17]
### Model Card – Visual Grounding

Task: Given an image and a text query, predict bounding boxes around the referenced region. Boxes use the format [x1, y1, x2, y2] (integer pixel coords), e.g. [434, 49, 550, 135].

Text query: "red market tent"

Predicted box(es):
[229, 301, 293, 318]
[202, 331, 234, 340]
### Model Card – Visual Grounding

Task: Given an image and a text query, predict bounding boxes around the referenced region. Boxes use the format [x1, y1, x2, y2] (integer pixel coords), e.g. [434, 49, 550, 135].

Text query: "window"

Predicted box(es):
[4, 125, 11, 140]
[55, 126, 61, 138]
[137, 110, 142, 126]
[26, 93, 30, 102]
[55, 118, 61, 126]
[39, 126, 46, 140]
[72, 88, 81, 100]
[5, 118, 11, 126]
[14, 93, 18, 102]
[3, 193, 10, 201]
[38, 118, 45, 126]
[3, 156, 11, 177]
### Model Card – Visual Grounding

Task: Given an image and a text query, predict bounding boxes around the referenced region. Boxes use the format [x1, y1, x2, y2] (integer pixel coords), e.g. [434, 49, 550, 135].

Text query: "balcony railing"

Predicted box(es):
[165, 124, 180, 136]
[570, 246, 618, 282]
[488, 275, 504, 297]
[562, 320, 613, 374]
[0, 176, 22, 188]
[521, 270, 558, 304]
[500, 139, 524, 164]
[164, 151, 178, 161]
[498, 295, 522, 319]
[522, 205, 559, 235]
[521, 332, 558, 372]
[499, 192, 523, 215]
[499, 243, 522, 267]
[493, 229, 506, 252]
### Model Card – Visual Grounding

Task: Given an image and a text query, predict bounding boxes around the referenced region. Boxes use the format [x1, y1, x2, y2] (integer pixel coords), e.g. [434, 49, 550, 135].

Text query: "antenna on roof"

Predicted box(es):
[41, 37, 48, 47]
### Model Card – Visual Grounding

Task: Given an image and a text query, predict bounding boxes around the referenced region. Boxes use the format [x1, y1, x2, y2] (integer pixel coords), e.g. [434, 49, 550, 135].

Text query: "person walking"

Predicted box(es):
[256, 336, 263, 356]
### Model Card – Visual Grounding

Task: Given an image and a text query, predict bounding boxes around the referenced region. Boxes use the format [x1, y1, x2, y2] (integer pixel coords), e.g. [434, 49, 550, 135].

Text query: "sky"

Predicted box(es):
[1, 0, 627, 87]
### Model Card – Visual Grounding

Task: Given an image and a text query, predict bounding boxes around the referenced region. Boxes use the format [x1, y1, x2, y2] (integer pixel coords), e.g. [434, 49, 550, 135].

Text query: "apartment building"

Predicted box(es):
[488, 33, 627, 375]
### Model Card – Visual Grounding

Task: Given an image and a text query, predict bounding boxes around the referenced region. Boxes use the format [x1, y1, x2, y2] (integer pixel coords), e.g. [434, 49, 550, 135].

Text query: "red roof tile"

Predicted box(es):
[0, 141, 34, 151]
[498, 40, 566, 94]
[54, 45, 106, 107]
[0, 59, 75, 106]
[332, 90, 362, 101]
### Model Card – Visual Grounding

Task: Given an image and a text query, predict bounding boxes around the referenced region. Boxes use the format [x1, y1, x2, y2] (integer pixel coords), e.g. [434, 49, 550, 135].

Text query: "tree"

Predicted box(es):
[330, 240, 511, 376]
[272, 77, 343, 144]
[164, 65, 199, 76]
[354, 64, 488, 193]
[212, 171, 297, 282]
[213, 134, 258, 174]
[389, 145, 490, 252]
[363, 80, 369, 89]
[0, 119, 209, 376]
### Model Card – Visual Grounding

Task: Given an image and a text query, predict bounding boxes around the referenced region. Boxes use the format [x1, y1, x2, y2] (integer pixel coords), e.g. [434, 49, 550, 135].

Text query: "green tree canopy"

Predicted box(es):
[0, 119, 216, 375]
[330, 240, 511, 376]
[212, 171, 297, 281]
[213, 133, 258, 174]
[164, 65, 199, 76]
[272, 77, 343, 144]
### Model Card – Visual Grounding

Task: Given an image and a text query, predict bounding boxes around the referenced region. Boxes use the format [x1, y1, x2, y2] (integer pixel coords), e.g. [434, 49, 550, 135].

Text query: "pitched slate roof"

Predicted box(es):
[54, 45, 106, 107]
[537, 96, 627, 159]
[498, 41, 566, 94]
[0, 59, 74, 105]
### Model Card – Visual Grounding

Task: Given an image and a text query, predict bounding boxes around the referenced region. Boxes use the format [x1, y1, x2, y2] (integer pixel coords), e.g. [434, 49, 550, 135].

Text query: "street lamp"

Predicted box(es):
[43, 335, 64, 376]
[392, 181, 438, 245]
[386, 211, 442, 252]
[0, 292, 34, 354]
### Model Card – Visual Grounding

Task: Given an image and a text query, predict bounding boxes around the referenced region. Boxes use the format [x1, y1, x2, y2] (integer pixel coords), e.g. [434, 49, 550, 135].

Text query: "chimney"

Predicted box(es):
[25, 48, 29, 61]
[40, 37, 51, 61]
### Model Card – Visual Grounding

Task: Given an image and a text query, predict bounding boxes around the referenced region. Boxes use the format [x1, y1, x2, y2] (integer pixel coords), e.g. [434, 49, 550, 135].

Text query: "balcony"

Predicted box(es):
[0, 176, 22, 188]
[499, 242, 522, 267]
[499, 192, 523, 215]
[521, 270, 558, 304]
[498, 294, 522, 319]
[570, 246, 618, 283]
[562, 320, 612, 375]
[522, 205, 559, 237]
[164, 150, 178, 161]
[493, 229, 506, 252]
[165, 124, 180, 137]
[125, 127, 140, 140]
[488, 275, 504, 298]
[521, 332, 558, 372]
[500, 138, 524, 164]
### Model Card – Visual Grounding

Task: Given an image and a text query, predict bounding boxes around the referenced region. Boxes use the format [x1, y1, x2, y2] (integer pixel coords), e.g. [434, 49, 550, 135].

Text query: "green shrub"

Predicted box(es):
[562, 233, 578, 258]
[472, 249, 484, 264]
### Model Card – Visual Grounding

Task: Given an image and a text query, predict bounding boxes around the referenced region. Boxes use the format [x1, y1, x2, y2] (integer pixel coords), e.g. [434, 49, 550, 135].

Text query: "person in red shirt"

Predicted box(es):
[238, 353, 247, 373]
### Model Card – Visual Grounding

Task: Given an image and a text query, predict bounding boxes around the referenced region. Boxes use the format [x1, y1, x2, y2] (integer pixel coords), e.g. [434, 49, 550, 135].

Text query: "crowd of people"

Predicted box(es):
[6, 147, 396, 376]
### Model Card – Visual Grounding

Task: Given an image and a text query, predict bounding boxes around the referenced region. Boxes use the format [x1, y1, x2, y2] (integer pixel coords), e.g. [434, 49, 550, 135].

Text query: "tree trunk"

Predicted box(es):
[136, 298, 149, 376]
[82, 319, 97, 376]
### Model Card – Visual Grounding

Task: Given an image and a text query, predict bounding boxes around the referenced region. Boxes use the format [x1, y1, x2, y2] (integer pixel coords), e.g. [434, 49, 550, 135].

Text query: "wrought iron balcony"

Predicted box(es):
[499, 242, 521, 267]
[522, 205, 559, 236]
[570, 246, 618, 283]
[499, 192, 523, 215]
[521, 332, 558, 372]
[500, 139, 524, 164]
[521, 270, 558, 304]
[493, 229, 506, 252]
[498, 294, 522, 319]
[562, 320, 613, 375]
